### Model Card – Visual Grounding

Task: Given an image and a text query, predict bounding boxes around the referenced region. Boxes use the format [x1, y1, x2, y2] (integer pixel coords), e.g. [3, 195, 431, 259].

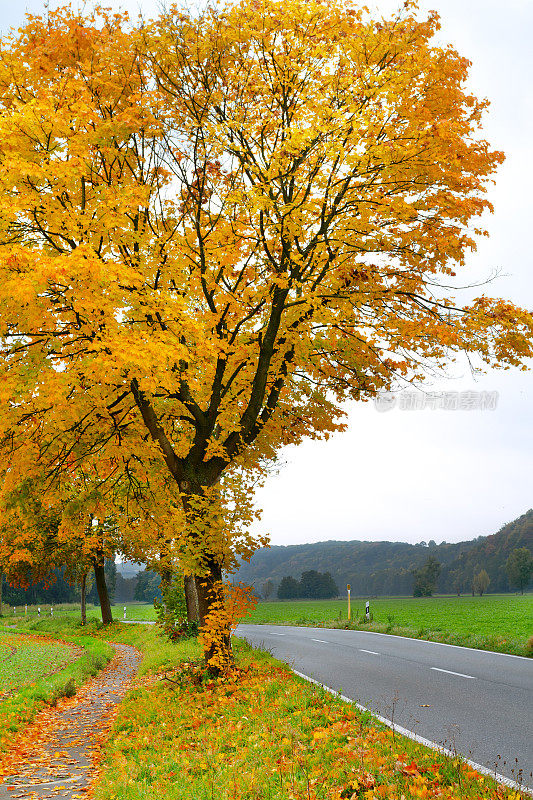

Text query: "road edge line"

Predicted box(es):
[291, 668, 532, 797]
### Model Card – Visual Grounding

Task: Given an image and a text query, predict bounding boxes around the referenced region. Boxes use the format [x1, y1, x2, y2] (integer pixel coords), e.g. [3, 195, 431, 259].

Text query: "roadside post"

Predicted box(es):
[13, 606, 15, 615]
[347, 584, 351, 620]
[50, 606, 53, 616]
[38, 606, 41, 617]
[124, 606, 127, 620]
[24, 605, 27, 615]
[365, 600, 370, 621]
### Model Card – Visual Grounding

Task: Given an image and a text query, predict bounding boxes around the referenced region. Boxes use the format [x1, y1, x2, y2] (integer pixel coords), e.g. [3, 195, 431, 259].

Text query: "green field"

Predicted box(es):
[0, 631, 79, 699]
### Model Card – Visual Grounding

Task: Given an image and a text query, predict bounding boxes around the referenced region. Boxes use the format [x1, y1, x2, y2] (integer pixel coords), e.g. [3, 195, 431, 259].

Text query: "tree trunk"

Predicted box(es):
[80, 572, 87, 625]
[184, 574, 199, 623]
[160, 565, 173, 595]
[180, 486, 232, 671]
[194, 559, 232, 670]
[93, 558, 113, 624]
[194, 558, 223, 627]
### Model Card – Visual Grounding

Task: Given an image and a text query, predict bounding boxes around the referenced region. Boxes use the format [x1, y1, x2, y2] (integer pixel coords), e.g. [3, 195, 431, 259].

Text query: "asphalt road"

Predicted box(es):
[236, 624, 533, 791]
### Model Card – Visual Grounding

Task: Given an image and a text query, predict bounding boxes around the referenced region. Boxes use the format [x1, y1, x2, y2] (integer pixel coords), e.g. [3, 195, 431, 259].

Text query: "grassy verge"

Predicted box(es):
[244, 595, 533, 657]
[89, 630, 528, 800]
[0, 617, 114, 753]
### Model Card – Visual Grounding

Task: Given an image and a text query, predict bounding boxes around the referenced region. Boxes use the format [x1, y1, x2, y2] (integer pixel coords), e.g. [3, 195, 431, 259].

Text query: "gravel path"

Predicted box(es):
[0, 643, 141, 799]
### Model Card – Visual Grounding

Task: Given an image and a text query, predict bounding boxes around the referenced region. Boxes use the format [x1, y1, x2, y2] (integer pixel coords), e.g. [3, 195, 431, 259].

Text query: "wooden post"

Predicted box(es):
[347, 584, 351, 621]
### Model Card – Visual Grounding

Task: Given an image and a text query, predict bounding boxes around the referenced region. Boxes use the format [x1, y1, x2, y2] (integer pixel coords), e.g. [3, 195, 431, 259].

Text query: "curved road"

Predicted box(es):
[236, 624, 533, 791]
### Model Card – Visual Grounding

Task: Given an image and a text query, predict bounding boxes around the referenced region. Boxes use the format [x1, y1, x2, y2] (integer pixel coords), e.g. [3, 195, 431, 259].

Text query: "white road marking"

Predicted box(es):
[269, 632, 285, 636]
[430, 667, 476, 679]
[311, 638, 329, 643]
[359, 649, 379, 655]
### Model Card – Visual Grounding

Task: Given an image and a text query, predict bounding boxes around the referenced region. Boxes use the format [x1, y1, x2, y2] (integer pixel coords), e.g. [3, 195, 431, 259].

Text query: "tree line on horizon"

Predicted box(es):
[0, 562, 162, 611]
[237, 511, 533, 599]
[275, 570, 339, 600]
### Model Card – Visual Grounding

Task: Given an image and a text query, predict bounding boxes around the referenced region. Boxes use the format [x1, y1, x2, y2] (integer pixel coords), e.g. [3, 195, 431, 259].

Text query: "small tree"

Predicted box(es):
[261, 579, 274, 600]
[505, 548, 533, 594]
[413, 557, 441, 597]
[472, 568, 490, 596]
[277, 576, 301, 600]
[450, 570, 462, 596]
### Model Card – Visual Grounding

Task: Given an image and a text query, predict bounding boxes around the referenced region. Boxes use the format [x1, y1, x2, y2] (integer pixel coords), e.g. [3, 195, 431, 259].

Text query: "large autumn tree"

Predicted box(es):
[0, 0, 532, 655]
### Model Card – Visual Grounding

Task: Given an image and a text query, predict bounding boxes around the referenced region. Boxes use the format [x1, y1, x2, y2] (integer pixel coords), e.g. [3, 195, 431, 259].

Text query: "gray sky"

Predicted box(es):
[1, 0, 531, 547]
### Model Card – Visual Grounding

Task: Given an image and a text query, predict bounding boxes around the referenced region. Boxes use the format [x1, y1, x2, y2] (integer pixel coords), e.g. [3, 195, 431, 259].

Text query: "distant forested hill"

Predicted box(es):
[235, 510, 533, 597]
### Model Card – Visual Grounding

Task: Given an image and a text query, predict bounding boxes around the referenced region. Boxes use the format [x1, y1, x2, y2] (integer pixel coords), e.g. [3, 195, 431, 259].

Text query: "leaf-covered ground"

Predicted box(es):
[0, 632, 81, 700]
[94, 637, 529, 800]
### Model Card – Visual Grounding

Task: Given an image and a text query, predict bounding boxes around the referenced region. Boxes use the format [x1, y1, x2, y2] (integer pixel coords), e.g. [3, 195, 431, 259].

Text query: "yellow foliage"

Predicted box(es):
[0, 0, 532, 660]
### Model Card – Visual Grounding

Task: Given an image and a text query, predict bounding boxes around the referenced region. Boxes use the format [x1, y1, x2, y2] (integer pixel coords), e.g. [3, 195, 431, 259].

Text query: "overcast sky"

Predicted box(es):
[1, 0, 531, 547]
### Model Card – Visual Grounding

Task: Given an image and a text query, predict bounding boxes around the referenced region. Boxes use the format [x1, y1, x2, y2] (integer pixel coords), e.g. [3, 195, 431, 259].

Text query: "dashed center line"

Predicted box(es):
[311, 638, 329, 643]
[269, 632, 285, 636]
[359, 649, 380, 655]
[430, 667, 476, 679]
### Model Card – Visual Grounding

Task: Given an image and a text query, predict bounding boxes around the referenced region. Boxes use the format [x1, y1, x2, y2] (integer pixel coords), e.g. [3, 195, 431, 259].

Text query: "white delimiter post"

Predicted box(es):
[124, 606, 127, 620]
[365, 600, 370, 621]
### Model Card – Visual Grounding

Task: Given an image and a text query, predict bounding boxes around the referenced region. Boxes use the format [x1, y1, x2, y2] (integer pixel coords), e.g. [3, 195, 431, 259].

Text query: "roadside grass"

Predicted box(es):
[244, 595, 533, 657]
[92, 633, 528, 800]
[0, 620, 114, 754]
